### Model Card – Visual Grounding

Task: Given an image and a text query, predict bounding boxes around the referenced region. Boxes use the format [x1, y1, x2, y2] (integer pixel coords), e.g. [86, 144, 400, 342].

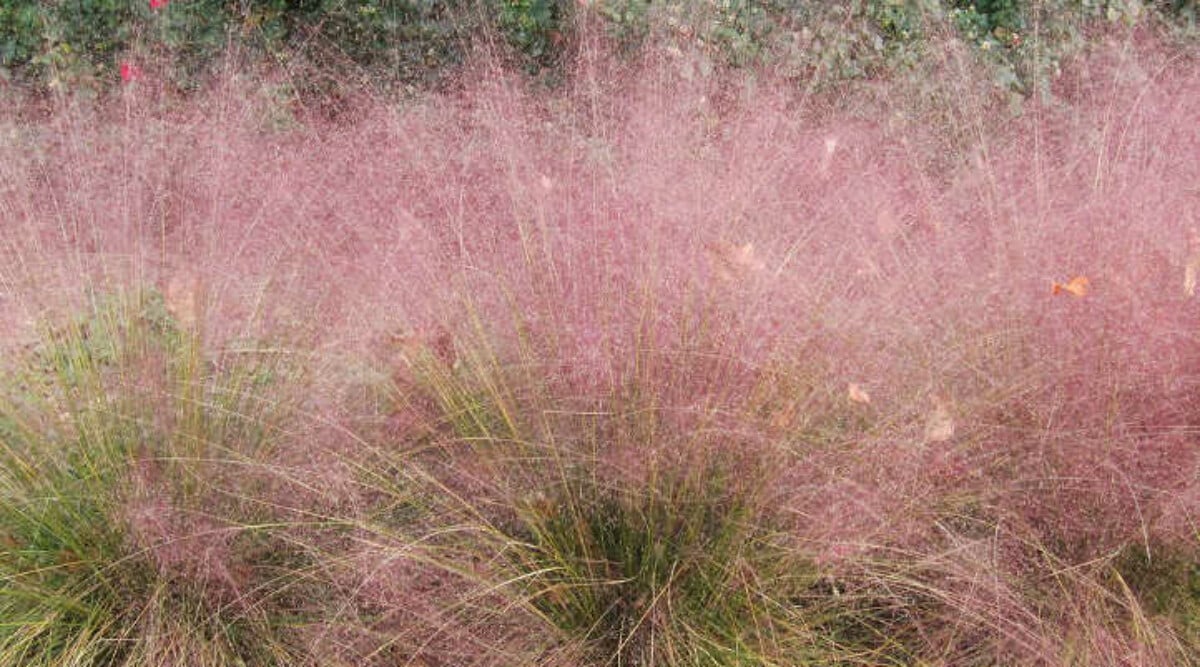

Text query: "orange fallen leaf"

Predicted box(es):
[1051, 275, 1089, 298]
[847, 382, 871, 405]
[768, 402, 798, 430]
[706, 240, 766, 282]
[165, 269, 201, 328]
[924, 399, 955, 443]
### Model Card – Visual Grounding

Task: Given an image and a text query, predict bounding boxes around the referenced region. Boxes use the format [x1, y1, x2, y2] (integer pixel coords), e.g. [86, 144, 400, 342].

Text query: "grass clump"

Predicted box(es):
[378, 310, 941, 664]
[512, 461, 796, 664]
[0, 287, 315, 666]
[507, 460, 938, 665]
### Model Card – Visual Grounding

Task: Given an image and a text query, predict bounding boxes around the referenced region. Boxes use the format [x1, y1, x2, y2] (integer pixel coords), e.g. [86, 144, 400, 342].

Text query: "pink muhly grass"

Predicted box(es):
[1, 27, 1198, 666]
[123, 459, 250, 607]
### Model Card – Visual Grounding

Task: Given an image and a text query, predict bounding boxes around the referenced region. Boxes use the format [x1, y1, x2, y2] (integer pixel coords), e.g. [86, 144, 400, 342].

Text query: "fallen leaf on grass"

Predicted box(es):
[706, 240, 766, 282]
[924, 396, 955, 443]
[165, 269, 200, 329]
[1051, 275, 1089, 298]
[1185, 229, 1200, 297]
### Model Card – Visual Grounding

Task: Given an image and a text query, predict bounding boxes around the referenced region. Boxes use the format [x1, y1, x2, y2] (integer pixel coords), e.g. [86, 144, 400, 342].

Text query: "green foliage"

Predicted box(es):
[0, 0, 480, 92]
[0, 2, 42, 72]
[702, 0, 779, 66]
[250, 0, 471, 86]
[1114, 544, 1200, 657]
[951, 0, 1023, 42]
[152, 0, 232, 88]
[594, 0, 655, 54]
[499, 0, 566, 66]
[0, 0, 221, 88]
[869, 0, 931, 44]
[2, 0, 1197, 95]
[1171, 0, 1198, 27]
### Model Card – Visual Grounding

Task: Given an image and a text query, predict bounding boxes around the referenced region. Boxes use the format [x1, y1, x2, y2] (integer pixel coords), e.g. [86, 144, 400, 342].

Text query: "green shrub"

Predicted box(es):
[2, 1, 1196, 95]
[499, 0, 567, 67]
[247, 0, 475, 88]
[0, 0, 481, 92]
[0, 0, 226, 89]
[0, 2, 42, 73]
[951, 0, 1023, 45]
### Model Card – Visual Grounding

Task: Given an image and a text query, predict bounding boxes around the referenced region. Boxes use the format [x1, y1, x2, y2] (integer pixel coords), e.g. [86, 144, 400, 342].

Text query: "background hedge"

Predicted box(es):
[0, 1, 1195, 94]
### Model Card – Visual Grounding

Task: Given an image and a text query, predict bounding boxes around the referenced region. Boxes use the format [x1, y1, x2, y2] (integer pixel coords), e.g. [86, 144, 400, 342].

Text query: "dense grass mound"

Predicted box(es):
[0, 289, 320, 665]
[505, 463, 937, 665]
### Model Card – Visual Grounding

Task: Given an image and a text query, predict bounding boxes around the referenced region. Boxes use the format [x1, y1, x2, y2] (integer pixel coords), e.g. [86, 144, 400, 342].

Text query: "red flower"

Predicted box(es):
[150, 0, 169, 8]
[120, 62, 143, 83]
